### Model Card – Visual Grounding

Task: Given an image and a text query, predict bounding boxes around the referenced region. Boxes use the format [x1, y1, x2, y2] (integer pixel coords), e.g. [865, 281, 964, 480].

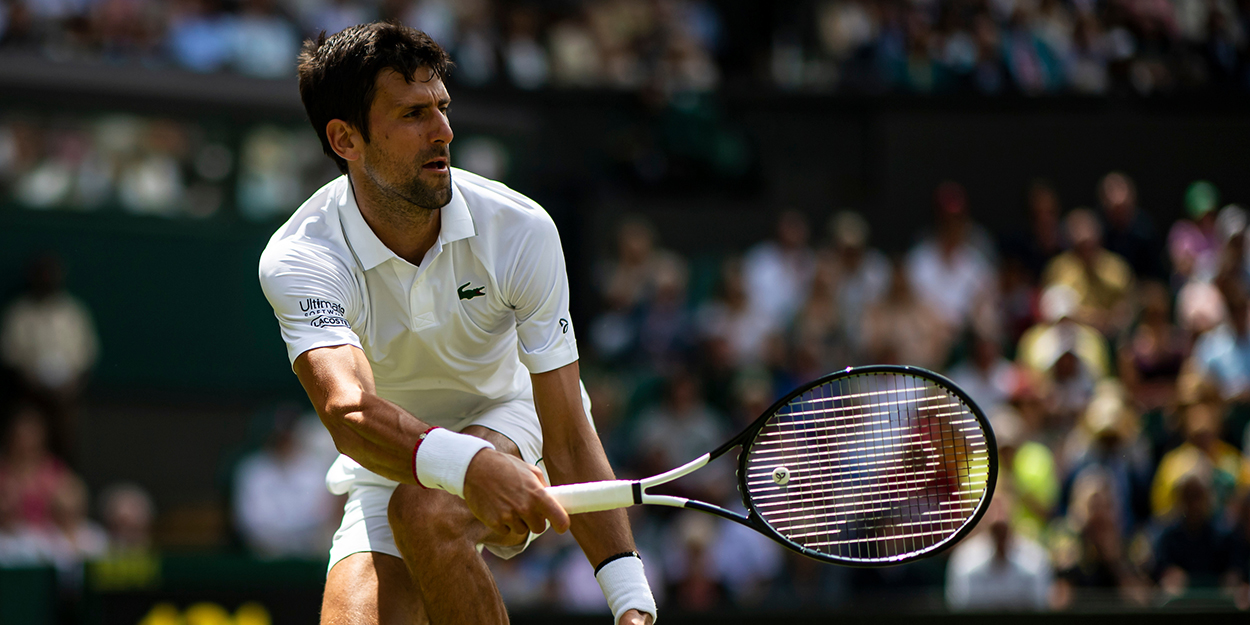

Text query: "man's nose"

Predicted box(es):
[432, 110, 453, 145]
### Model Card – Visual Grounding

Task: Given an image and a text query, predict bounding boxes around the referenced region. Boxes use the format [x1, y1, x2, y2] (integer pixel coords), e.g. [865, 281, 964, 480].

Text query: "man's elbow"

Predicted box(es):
[319, 392, 368, 435]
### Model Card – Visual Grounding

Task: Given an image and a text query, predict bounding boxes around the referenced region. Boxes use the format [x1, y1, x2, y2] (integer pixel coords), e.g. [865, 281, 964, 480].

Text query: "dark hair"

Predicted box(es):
[297, 22, 452, 174]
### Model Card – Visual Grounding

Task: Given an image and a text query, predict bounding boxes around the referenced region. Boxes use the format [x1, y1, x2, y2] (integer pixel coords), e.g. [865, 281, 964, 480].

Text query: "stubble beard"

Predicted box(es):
[395, 167, 452, 211]
[362, 148, 453, 220]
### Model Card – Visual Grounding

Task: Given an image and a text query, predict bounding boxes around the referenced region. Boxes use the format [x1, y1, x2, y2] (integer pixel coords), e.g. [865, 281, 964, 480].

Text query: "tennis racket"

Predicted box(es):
[548, 365, 997, 566]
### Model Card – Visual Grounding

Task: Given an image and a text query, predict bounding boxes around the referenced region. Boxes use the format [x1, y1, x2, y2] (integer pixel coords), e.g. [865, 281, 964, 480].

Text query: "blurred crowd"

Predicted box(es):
[0, 0, 1248, 95]
[0, 114, 339, 221]
[493, 172, 1250, 613]
[7, 168, 1250, 614]
[6, 165, 1250, 613]
[0, 253, 344, 608]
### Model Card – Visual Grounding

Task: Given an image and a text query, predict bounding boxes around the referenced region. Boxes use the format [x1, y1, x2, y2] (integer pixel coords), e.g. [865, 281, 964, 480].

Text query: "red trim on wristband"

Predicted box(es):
[412, 426, 441, 488]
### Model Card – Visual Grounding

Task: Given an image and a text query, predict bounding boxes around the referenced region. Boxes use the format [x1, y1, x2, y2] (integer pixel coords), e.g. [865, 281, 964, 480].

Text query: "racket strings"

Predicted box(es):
[744, 372, 991, 564]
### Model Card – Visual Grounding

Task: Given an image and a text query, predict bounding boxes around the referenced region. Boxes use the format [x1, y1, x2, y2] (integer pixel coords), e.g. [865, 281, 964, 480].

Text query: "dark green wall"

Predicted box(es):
[0, 210, 302, 396]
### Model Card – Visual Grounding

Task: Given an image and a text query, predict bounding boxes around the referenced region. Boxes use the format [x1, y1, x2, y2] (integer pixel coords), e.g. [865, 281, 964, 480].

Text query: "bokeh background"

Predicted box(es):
[1, 0, 1249, 623]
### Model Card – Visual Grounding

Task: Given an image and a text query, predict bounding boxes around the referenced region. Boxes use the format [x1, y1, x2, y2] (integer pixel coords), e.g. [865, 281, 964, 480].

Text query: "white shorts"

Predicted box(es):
[325, 390, 591, 574]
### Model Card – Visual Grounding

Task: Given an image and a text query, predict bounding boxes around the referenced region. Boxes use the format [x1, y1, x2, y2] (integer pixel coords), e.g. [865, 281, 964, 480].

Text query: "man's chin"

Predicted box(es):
[407, 178, 453, 210]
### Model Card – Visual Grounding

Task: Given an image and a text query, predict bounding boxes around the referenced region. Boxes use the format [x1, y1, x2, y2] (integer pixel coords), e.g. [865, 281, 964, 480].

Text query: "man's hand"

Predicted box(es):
[619, 609, 653, 625]
[462, 448, 571, 538]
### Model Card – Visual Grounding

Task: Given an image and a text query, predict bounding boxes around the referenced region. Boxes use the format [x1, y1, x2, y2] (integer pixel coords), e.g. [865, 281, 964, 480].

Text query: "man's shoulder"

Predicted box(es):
[259, 177, 356, 276]
[453, 168, 555, 232]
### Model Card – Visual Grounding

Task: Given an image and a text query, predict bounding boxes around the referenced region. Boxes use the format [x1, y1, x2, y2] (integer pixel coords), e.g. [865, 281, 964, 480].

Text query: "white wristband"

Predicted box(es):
[595, 555, 657, 624]
[413, 428, 494, 498]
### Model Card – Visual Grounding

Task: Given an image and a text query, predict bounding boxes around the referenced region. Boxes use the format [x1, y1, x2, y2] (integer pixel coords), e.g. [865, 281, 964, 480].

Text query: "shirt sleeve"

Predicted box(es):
[502, 216, 579, 374]
[259, 244, 363, 365]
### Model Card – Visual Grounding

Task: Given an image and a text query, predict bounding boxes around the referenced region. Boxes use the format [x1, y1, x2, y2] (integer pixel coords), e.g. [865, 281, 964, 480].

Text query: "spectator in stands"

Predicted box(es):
[307, 0, 376, 39]
[232, 407, 340, 558]
[1049, 467, 1149, 608]
[1192, 279, 1250, 402]
[1041, 208, 1135, 336]
[1066, 14, 1110, 94]
[946, 491, 1053, 611]
[791, 254, 848, 373]
[906, 181, 996, 333]
[998, 256, 1042, 348]
[0, 405, 70, 529]
[1059, 383, 1153, 530]
[712, 513, 785, 607]
[1168, 181, 1223, 286]
[993, 407, 1060, 540]
[824, 211, 890, 364]
[591, 215, 684, 363]
[1098, 172, 1162, 280]
[1002, 7, 1064, 93]
[948, 332, 1017, 414]
[503, 5, 550, 89]
[697, 258, 778, 367]
[632, 370, 727, 496]
[233, 0, 300, 78]
[1154, 471, 1232, 596]
[167, 0, 237, 74]
[1016, 285, 1109, 428]
[99, 482, 154, 554]
[636, 254, 695, 372]
[1178, 279, 1229, 341]
[0, 484, 47, 566]
[1, 253, 99, 462]
[1006, 179, 1065, 281]
[1118, 281, 1189, 412]
[862, 259, 953, 370]
[44, 474, 108, 579]
[664, 513, 729, 611]
[743, 210, 815, 328]
[1150, 378, 1250, 519]
[1017, 283, 1110, 379]
[970, 13, 1011, 93]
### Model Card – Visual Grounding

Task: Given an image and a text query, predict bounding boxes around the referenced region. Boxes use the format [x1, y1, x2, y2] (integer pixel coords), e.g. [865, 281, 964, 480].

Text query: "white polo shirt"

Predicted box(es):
[258, 168, 579, 429]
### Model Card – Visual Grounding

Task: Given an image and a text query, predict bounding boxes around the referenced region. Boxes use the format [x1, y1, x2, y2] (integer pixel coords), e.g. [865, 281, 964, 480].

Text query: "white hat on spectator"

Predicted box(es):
[1216, 204, 1247, 242]
[1039, 284, 1079, 323]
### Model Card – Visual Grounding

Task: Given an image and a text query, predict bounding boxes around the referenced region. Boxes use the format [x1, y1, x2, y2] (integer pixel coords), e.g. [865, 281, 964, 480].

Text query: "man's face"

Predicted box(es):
[358, 67, 453, 210]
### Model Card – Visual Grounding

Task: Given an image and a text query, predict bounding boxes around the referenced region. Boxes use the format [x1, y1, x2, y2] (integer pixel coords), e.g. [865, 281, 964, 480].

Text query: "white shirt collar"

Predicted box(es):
[340, 175, 477, 271]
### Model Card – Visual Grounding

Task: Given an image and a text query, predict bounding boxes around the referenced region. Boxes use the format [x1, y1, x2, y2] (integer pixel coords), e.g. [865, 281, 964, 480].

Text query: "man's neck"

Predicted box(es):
[349, 172, 442, 266]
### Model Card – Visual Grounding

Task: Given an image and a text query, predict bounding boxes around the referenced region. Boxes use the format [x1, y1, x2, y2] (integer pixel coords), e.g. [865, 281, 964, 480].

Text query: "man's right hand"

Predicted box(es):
[462, 448, 571, 538]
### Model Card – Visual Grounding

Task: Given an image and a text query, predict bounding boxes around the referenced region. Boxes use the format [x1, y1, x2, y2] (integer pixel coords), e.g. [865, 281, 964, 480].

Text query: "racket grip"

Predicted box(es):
[546, 480, 637, 515]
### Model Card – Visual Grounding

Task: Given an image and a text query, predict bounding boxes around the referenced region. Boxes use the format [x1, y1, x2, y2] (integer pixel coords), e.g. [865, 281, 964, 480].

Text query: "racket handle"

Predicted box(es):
[547, 480, 637, 515]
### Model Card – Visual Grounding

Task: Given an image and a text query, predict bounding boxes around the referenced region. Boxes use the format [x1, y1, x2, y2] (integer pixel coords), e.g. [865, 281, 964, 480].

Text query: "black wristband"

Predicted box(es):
[594, 550, 641, 576]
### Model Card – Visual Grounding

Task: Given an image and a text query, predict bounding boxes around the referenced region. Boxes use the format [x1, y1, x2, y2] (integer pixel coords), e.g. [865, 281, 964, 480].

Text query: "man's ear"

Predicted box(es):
[326, 119, 363, 165]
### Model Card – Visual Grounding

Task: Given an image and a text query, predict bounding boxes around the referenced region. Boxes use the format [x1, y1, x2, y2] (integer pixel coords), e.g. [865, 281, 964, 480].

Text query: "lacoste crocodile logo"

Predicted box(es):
[458, 282, 486, 300]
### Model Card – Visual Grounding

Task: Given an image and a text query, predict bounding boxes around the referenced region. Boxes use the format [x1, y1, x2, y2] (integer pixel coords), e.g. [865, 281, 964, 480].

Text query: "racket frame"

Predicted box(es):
[552, 365, 998, 567]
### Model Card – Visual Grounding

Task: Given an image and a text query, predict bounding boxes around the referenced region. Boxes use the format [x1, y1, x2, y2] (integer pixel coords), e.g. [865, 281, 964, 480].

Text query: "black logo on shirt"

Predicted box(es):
[559, 318, 569, 334]
[311, 315, 349, 328]
[299, 298, 345, 317]
[458, 282, 486, 300]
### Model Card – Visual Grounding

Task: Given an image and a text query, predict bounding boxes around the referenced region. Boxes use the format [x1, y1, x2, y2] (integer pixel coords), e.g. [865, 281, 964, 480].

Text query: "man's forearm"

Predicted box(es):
[543, 434, 638, 564]
[532, 363, 638, 564]
[318, 392, 433, 484]
[295, 346, 442, 485]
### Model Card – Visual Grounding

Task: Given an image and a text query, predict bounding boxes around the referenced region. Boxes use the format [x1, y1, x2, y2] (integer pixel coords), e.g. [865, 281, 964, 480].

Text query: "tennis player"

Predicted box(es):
[259, 22, 656, 625]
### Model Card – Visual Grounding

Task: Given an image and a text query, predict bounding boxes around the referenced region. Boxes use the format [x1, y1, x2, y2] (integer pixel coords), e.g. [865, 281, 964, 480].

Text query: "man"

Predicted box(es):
[259, 23, 655, 625]
[1040, 208, 1134, 337]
